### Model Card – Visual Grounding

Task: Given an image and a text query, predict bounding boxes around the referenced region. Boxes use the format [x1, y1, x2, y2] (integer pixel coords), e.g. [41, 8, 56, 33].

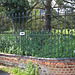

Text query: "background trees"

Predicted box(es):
[1, 0, 30, 14]
[29, 0, 75, 30]
[0, 0, 75, 31]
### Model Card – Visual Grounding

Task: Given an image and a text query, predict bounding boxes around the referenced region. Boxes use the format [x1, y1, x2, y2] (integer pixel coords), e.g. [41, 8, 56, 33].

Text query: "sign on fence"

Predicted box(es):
[20, 32, 25, 36]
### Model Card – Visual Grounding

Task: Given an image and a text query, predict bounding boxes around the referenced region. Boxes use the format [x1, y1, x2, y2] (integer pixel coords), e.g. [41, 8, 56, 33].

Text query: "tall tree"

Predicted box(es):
[33, 0, 75, 31]
[1, 0, 75, 31]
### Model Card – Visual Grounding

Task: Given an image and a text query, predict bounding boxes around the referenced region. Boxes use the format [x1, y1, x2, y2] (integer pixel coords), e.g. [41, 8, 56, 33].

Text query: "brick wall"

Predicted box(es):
[0, 53, 75, 75]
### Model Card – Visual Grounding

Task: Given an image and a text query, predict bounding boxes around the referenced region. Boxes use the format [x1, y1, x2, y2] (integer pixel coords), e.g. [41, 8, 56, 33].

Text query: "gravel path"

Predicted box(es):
[0, 70, 10, 75]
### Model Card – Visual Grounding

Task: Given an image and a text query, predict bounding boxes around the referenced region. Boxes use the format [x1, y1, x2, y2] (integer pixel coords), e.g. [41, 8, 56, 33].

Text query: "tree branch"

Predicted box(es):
[28, 1, 40, 15]
[63, 0, 75, 4]
[41, 0, 47, 7]
[35, 7, 45, 10]
[52, 14, 70, 26]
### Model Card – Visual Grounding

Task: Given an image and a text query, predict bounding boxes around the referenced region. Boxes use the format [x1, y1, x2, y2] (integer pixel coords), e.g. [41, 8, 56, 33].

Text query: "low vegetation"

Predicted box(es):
[0, 29, 75, 58]
[0, 62, 39, 75]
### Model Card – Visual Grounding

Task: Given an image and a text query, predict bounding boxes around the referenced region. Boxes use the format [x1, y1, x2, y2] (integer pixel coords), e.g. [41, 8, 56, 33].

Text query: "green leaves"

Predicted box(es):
[0, 62, 39, 75]
[1, 0, 30, 15]
[25, 62, 39, 75]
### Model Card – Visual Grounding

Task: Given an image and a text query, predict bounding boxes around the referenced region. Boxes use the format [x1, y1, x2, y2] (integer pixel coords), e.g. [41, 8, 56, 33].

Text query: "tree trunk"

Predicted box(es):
[11, 21, 19, 43]
[43, 0, 52, 31]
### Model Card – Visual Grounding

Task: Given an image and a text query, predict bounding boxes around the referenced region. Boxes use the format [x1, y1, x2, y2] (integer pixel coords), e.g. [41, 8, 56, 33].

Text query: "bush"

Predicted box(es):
[0, 36, 22, 55]
[25, 61, 39, 75]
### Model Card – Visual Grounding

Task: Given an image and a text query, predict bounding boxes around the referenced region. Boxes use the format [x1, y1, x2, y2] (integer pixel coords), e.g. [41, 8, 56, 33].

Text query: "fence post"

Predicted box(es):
[20, 32, 25, 55]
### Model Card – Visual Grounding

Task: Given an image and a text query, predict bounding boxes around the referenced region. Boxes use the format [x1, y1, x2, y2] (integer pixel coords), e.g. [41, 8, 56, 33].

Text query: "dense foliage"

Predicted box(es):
[1, 0, 30, 15]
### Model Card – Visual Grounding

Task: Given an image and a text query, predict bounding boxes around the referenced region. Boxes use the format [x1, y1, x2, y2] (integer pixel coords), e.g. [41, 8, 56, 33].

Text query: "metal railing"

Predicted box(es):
[0, 8, 75, 58]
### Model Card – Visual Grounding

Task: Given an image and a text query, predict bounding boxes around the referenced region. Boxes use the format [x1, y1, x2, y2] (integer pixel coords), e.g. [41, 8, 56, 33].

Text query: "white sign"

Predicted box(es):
[74, 50, 75, 53]
[20, 32, 25, 36]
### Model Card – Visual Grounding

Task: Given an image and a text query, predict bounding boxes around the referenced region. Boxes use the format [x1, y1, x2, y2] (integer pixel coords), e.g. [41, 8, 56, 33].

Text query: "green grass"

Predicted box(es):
[0, 34, 15, 40]
[0, 29, 75, 58]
